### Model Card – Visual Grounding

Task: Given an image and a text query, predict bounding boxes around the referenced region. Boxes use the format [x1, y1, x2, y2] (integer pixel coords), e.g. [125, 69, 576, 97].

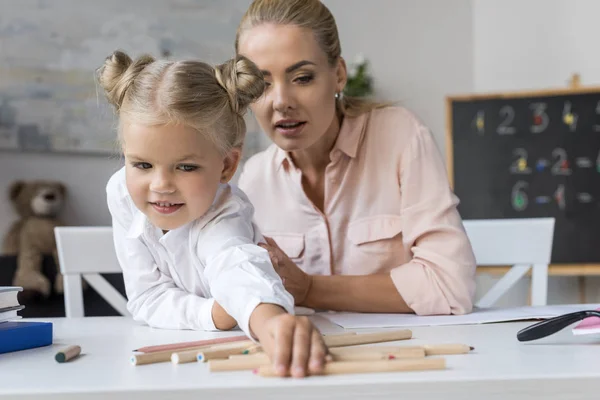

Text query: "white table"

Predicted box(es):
[1, 315, 599, 400]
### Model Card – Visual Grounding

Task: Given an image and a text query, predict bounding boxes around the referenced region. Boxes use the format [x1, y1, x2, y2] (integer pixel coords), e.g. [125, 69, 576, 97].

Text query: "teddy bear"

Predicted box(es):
[2, 180, 67, 297]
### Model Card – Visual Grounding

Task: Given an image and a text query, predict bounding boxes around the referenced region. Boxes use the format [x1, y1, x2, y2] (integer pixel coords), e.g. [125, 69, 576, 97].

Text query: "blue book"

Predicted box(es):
[0, 321, 53, 354]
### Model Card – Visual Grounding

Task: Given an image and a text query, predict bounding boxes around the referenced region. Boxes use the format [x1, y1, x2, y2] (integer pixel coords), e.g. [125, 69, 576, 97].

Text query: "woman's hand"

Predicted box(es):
[260, 236, 313, 305]
[251, 304, 328, 378]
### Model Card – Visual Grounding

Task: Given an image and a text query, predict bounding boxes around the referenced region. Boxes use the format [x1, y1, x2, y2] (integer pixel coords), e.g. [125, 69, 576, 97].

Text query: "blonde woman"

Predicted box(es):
[100, 51, 327, 378]
[237, 0, 477, 316]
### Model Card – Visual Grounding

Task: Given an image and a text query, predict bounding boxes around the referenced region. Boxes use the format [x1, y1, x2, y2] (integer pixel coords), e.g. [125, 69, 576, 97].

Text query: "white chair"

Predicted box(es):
[463, 218, 555, 308]
[54, 226, 128, 318]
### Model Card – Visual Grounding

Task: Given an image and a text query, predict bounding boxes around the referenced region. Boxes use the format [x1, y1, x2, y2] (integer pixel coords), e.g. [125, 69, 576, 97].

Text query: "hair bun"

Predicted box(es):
[97, 50, 155, 110]
[214, 55, 265, 115]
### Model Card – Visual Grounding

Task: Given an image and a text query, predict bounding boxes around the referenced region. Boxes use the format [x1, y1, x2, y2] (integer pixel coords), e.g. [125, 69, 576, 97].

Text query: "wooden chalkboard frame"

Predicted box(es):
[445, 82, 600, 301]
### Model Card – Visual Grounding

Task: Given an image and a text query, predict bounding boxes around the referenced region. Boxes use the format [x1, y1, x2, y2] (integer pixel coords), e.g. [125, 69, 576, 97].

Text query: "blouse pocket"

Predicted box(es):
[264, 232, 305, 261]
[347, 215, 404, 253]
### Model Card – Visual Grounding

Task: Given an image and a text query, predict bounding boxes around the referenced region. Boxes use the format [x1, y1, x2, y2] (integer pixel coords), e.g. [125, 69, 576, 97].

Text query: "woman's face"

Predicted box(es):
[238, 23, 346, 153]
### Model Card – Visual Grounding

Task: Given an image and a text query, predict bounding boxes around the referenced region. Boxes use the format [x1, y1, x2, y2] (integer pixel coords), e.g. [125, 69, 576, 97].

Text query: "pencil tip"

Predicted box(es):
[469, 346, 475, 351]
[388, 355, 396, 360]
[132, 349, 138, 352]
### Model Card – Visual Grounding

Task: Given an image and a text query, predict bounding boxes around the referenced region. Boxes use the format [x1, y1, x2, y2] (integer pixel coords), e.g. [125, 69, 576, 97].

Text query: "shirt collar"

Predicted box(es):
[126, 211, 148, 239]
[274, 112, 369, 171]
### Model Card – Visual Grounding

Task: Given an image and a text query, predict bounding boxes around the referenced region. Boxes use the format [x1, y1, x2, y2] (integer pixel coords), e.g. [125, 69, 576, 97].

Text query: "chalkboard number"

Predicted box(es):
[551, 148, 572, 175]
[530, 102, 549, 133]
[511, 181, 529, 211]
[472, 110, 485, 135]
[562, 101, 578, 131]
[510, 148, 531, 174]
[497, 106, 516, 135]
[594, 101, 600, 132]
[554, 184, 566, 210]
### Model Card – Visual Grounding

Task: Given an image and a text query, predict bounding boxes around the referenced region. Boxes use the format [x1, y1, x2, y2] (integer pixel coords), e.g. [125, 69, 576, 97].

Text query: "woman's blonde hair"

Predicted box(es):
[236, 0, 388, 118]
[97, 51, 265, 154]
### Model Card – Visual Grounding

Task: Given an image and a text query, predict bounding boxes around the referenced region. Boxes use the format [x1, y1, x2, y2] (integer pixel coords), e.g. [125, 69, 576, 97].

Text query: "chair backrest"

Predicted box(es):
[462, 218, 555, 266]
[55, 227, 121, 274]
[54, 226, 128, 317]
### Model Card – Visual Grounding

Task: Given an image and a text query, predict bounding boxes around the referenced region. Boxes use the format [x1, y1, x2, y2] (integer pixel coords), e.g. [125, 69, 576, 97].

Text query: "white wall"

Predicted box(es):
[474, 0, 600, 92]
[473, 0, 600, 305]
[0, 0, 475, 240]
[325, 0, 474, 153]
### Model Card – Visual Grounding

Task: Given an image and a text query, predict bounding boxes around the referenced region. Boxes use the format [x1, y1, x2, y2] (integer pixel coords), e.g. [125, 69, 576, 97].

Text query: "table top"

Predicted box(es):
[1, 315, 599, 400]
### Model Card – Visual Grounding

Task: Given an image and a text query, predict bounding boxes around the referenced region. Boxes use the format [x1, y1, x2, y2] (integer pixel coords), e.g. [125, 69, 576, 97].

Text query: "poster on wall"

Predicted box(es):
[0, 0, 264, 157]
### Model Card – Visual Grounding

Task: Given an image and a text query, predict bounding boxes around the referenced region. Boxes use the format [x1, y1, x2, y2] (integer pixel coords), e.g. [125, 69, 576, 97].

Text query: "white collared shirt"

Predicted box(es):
[106, 167, 294, 337]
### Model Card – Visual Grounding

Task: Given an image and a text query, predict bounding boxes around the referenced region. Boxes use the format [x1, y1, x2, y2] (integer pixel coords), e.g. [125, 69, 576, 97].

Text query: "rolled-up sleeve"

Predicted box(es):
[106, 175, 217, 330]
[390, 125, 476, 315]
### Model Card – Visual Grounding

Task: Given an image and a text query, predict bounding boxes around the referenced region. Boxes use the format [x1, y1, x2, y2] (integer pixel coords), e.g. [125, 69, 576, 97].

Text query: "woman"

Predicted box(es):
[236, 0, 476, 315]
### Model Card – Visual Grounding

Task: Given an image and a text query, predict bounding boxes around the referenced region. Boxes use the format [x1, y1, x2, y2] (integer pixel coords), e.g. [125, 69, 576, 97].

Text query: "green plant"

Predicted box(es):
[344, 54, 373, 98]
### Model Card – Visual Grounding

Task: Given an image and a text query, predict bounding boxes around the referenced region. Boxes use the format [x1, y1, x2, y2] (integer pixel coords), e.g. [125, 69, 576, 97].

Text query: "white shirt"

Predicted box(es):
[106, 167, 294, 337]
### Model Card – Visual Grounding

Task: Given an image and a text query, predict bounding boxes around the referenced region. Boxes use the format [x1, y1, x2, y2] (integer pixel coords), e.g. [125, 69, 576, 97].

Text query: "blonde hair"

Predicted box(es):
[236, 0, 388, 118]
[97, 51, 265, 154]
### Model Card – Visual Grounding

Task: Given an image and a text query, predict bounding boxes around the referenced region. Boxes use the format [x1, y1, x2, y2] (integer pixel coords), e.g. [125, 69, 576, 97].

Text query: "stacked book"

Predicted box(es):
[0, 286, 53, 354]
[0, 286, 24, 323]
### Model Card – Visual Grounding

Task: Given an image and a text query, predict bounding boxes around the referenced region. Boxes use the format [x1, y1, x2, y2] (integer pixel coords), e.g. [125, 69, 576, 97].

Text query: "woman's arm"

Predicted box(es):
[261, 238, 411, 312]
[305, 274, 410, 312]
[389, 124, 477, 315]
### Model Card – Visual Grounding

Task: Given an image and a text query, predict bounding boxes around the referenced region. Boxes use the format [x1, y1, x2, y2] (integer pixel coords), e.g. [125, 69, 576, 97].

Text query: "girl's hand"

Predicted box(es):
[251, 305, 328, 378]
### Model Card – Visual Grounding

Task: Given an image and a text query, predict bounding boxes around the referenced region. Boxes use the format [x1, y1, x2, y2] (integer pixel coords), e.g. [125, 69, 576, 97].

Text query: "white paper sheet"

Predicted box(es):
[320, 304, 600, 329]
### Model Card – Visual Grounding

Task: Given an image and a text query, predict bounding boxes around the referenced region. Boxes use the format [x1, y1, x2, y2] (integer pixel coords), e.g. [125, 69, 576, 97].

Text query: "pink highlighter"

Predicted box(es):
[572, 309, 600, 335]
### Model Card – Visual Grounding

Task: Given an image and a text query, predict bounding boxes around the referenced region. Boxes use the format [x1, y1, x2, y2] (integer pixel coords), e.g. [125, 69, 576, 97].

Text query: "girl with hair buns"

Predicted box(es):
[99, 51, 327, 378]
[236, 0, 477, 316]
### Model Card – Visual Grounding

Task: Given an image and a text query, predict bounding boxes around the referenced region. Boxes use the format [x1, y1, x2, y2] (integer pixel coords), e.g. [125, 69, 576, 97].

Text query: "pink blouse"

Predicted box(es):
[238, 107, 476, 315]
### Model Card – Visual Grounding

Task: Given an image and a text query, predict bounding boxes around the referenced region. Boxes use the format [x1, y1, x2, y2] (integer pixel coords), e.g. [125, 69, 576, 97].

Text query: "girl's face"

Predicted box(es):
[122, 122, 239, 231]
[238, 23, 347, 153]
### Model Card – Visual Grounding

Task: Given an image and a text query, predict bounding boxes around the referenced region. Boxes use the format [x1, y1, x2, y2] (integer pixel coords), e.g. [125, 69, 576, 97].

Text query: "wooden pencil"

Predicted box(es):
[131, 340, 254, 366]
[323, 329, 412, 347]
[134, 335, 248, 353]
[55, 345, 82, 363]
[196, 346, 248, 363]
[212, 348, 425, 372]
[242, 344, 262, 355]
[328, 344, 472, 356]
[171, 341, 255, 364]
[330, 347, 425, 360]
[256, 357, 446, 377]
[210, 355, 270, 372]
[135, 332, 353, 354]
[423, 344, 473, 356]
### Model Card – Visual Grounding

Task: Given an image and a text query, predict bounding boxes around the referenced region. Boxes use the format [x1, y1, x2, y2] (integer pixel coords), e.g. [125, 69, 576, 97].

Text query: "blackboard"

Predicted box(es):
[447, 87, 600, 264]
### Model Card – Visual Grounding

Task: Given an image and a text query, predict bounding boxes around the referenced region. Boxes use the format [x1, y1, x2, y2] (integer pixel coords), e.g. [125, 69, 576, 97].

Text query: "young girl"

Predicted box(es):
[99, 50, 327, 378]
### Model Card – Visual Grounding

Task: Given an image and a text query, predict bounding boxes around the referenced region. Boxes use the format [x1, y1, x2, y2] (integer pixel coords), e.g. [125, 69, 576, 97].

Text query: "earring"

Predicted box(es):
[334, 92, 339, 99]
